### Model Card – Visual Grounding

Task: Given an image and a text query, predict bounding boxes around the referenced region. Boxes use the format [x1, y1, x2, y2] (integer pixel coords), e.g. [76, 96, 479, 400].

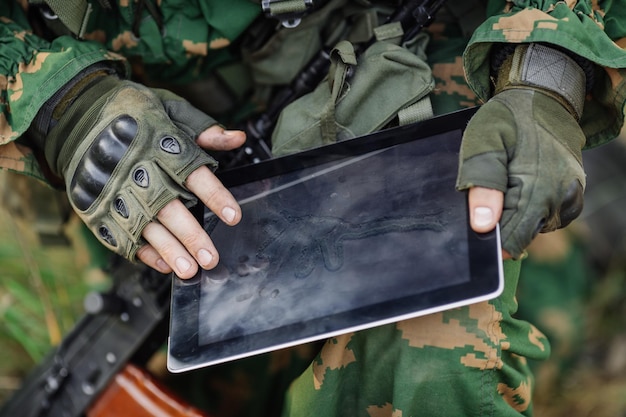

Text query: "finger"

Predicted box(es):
[468, 186, 504, 233]
[142, 221, 199, 279]
[468, 187, 512, 260]
[156, 198, 219, 270]
[136, 244, 173, 274]
[186, 165, 242, 226]
[196, 126, 246, 151]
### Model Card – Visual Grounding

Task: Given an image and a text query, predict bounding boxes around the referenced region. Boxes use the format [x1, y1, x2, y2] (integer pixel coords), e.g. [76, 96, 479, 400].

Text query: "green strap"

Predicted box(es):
[264, 0, 311, 15]
[262, 0, 314, 27]
[373, 21, 434, 126]
[29, 0, 92, 38]
[498, 43, 586, 120]
[397, 97, 433, 125]
[320, 40, 357, 144]
[374, 22, 404, 43]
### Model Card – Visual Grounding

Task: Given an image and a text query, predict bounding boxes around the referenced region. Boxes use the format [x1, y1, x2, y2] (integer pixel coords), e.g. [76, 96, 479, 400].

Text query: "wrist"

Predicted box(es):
[29, 65, 119, 173]
[48, 76, 123, 177]
[490, 43, 589, 121]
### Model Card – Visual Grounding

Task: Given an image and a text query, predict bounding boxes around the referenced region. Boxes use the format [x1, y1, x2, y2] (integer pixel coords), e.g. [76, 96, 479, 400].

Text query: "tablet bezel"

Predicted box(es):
[167, 107, 503, 373]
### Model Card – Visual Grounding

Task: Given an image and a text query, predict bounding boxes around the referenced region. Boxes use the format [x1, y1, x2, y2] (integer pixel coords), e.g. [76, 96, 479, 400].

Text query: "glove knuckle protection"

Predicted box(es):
[69, 115, 137, 211]
[62, 81, 218, 261]
[555, 179, 584, 229]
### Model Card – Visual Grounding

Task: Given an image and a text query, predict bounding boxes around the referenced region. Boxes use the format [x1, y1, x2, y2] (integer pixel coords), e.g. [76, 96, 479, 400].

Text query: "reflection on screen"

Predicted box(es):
[197, 131, 468, 346]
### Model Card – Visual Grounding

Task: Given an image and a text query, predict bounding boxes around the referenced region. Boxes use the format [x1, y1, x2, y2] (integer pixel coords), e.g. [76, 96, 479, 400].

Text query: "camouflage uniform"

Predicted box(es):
[1, 1, 626, 416]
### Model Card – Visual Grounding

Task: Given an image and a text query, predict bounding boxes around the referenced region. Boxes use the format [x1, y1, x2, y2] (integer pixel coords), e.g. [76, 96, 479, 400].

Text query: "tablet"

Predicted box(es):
[167, 107, 503, 373]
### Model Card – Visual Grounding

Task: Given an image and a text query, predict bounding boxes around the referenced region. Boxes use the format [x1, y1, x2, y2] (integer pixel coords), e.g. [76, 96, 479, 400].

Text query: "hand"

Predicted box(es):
[137, 126, 245, 278]
[457, 44, 587, 258]
[38, 75, 245, 277]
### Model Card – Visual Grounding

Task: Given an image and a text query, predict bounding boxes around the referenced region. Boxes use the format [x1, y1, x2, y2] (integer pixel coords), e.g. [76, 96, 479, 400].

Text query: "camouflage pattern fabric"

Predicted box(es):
[465, 1, 626, 149]
[1, 1, 626, 176]
[1, 1, 626, 417]
[0, 0, 259, 180]
[516, 230, 591, 397]
[283, 263, 546, 417]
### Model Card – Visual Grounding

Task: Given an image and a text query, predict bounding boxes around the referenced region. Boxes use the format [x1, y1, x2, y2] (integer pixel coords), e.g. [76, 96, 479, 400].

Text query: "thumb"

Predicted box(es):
[468, 187, 511, 260]
[468, 186, 503, 232]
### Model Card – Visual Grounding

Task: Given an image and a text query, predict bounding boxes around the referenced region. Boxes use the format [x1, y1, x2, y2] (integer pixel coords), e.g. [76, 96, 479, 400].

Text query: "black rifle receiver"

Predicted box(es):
[0, 258, 171, 417]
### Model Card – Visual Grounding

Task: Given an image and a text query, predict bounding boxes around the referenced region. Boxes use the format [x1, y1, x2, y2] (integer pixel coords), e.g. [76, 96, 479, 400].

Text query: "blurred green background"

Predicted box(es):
[0, 171, 109, 407]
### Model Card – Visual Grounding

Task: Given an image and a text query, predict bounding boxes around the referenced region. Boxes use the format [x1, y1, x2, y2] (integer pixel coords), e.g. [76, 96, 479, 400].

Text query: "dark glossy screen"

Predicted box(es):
[168, 108, 502, 372]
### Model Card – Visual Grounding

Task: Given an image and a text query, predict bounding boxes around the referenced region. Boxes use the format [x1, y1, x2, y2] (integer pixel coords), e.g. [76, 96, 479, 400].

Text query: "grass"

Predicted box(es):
[0, 172, 103, 406]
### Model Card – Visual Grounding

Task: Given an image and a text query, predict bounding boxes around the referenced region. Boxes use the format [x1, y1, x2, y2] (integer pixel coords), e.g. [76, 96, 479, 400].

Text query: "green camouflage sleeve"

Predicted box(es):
[83, 0, 260, 84]
[464, 0, 626, 148]
[0, 4, 127, 180]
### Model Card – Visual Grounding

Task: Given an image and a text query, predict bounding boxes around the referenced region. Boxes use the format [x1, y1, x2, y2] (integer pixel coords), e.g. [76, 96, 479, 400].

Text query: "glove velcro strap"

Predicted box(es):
[46, 76, 122, 176]
[495, 43, 586, 120]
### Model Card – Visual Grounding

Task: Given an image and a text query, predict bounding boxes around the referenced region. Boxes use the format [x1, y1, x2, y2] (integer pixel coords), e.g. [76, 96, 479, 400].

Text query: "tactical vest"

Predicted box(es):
[27, 0, 486, 157]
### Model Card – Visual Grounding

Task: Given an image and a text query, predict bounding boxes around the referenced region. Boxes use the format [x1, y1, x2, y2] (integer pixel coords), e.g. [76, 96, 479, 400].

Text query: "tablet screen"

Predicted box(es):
[168, 108, 503, 372]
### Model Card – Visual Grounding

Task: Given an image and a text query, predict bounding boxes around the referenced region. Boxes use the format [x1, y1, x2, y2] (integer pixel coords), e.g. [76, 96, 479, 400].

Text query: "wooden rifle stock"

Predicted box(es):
[87, 364, 211, 417]
[0, 259, 177, 417]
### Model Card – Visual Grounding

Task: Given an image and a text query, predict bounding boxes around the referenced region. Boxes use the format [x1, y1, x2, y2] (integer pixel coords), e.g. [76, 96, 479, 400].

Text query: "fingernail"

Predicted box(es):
[197, 249, 213, 267]
[156, 258, 170, 273]
[176, 257, 192, 274]
[224, 130, 238, 137]
[473, 207, 494, 227]
[222, 207, 236, 223]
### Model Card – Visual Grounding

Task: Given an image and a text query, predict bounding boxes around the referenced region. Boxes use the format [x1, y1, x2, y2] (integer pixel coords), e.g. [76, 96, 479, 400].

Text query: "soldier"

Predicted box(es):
[1, 1, 625, 416]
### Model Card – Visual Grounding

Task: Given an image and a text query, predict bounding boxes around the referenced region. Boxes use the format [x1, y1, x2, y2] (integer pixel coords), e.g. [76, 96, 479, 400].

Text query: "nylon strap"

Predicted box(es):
[262, 0, 314, 27]
[263, 0, 312, 14]
[502, 43, 586, 120]
[373, 21, 434, 125]
[29, 0, 92, 38]
[398, 97, 433, 125]
[320, 40, 357, 144]
[374, 22, 404, 43]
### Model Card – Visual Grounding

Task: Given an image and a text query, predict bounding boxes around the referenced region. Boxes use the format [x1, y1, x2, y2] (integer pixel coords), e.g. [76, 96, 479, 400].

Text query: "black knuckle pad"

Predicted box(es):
[557, 179, 584, 228]
[69, 116, 138, 211]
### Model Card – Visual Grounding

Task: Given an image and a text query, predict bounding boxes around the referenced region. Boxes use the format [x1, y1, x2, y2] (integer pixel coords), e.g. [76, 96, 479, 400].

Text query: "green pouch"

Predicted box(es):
[242, 0, 353, 86]
[271, 32, 435, 156]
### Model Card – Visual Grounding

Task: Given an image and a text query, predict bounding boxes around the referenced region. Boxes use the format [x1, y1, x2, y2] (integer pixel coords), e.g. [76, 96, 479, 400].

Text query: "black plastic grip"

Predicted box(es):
[69, 116, 138, 211]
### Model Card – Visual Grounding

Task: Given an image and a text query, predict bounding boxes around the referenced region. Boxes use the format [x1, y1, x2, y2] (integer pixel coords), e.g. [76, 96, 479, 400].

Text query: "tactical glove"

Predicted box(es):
[457, 43, 587, 258]
[35, 74, 218, 261]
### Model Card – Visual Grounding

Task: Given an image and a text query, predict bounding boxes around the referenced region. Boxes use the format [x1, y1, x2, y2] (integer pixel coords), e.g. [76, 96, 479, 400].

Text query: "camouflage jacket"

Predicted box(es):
[1, 0, 626, 180]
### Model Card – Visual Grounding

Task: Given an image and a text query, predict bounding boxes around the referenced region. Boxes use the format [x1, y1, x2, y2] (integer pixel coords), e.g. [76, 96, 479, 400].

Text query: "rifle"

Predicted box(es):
[0, 257, 208, 417]
[218, 0, 447, 169]
[0, 1, 447, 415]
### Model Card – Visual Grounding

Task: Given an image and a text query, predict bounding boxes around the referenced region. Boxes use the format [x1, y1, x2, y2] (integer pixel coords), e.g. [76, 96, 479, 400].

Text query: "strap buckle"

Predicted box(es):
[262, 0, 314, 28]
[29, 0, 93, 38]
